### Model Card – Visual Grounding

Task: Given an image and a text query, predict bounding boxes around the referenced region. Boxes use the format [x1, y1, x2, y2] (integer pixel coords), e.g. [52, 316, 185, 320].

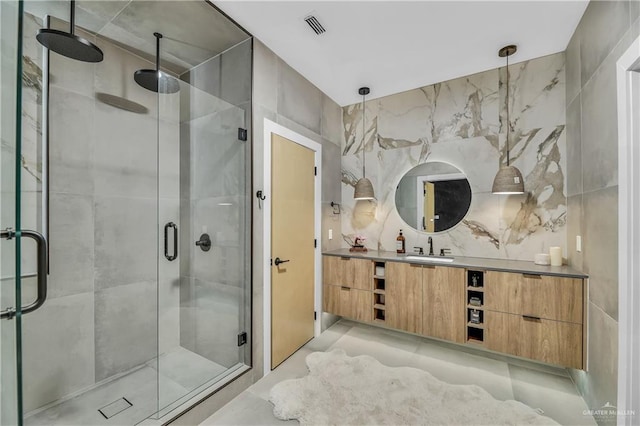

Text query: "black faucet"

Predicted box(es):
[427, 237, 434, 256]
[414, 246, 424, 255]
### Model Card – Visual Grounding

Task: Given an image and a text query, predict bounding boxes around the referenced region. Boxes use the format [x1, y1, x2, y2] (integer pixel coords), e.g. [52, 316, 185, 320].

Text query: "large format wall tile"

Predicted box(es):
[566, 95, 582, 197]
[48, 193, 94, 299]
[93, 101, 157, 198]
[565, 29, 581, 105]
[95, 281, 157, 381]
[220, 39, 252, 106]
[22, 292, 95, 413]
[321, 95, 342, 146]
[49, 87, 94, 195]
[277, 60, 322, 135]
[94, 196, 156, 289]
[574, 303, 618, 417]
[578, 0, 630, 88]
[583, 186, 618, 320]
[252, 40, 277, 111]
[340, 53, 566, 261]
[580, 53, 619, 193]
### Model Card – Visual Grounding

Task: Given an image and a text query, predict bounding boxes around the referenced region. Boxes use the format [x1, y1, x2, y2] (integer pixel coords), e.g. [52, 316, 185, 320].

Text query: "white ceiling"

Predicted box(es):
[214, 0, 588, 106]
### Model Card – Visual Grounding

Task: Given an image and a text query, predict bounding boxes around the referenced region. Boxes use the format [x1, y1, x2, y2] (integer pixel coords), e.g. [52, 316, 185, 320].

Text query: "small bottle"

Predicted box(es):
[396, 230, 406, 254]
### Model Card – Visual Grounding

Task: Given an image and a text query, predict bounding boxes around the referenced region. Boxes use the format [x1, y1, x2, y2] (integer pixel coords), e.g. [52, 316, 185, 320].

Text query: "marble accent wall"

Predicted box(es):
[565, 0, 640, 421]
[341, 53, 566, 262]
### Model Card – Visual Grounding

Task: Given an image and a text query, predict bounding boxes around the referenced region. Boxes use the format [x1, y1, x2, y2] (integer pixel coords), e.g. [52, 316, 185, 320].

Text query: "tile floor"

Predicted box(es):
[25, 347, 228, 426]
[203, 320, 596, 426]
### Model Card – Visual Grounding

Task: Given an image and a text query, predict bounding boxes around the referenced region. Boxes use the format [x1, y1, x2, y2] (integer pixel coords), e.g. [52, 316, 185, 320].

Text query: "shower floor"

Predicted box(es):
[25, 347, 229, 426]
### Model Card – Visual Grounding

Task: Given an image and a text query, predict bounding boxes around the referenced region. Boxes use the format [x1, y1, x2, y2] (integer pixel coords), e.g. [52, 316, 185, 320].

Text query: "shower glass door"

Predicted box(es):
[156, 38, 252, 416]
[1, 1, 23, 424]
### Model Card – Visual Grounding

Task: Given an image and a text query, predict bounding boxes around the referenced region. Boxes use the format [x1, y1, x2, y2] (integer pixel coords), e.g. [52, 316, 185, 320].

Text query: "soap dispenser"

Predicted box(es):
[396, 230, 406, 254]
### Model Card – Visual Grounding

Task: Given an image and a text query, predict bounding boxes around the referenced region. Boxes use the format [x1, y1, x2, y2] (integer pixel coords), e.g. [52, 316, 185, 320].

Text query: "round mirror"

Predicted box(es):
[395, 162, 472, 233]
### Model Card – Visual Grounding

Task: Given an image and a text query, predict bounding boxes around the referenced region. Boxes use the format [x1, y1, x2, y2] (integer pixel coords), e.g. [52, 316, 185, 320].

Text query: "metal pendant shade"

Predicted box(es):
[354, 87, 375, 200]
[36, 0, 104, 63]
[492, 45, 525, 195]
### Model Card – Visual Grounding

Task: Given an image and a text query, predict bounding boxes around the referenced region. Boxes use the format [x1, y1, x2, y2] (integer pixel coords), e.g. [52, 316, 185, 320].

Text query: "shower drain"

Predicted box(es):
[98, 397, 133, 419]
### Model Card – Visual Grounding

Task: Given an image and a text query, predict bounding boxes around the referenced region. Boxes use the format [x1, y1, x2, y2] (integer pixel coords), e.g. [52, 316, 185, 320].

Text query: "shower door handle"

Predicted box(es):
[164, 222, 178, 261]
[0, 229, 48, 319]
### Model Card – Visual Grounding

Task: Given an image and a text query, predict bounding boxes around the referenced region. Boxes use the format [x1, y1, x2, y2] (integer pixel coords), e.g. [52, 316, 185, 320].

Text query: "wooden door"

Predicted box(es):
[386, 262, 423, 334]
[271, 134, 315, 369]
[423, 266, 466, 343]
[424, 181, 435, 232]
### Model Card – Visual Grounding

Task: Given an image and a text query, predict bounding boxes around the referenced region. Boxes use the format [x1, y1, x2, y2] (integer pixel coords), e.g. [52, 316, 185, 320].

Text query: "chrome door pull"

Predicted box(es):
[1, 229, 48, 319]
[274, 257, 290, 266]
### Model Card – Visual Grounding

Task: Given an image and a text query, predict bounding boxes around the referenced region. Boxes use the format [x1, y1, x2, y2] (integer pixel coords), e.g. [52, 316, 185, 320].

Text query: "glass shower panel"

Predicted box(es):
[1, 1, 23, 424]
[156, 39, 251, 415]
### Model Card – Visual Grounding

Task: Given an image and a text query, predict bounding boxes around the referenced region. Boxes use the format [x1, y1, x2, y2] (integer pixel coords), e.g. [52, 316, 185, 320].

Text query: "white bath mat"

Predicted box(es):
[269, 349, 558, 425]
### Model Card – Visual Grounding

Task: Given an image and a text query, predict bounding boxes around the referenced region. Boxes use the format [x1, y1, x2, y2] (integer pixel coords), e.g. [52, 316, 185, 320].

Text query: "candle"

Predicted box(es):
[549, 246, 562, 266]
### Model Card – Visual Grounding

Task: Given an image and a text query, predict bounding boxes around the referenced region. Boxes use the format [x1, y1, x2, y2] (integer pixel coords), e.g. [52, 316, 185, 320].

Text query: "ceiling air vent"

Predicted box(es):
[304, 15, 326, 35]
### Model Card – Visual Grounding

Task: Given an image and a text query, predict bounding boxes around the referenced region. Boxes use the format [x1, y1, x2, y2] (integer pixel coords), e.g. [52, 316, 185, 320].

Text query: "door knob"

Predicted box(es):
[274, 257, 290, 266]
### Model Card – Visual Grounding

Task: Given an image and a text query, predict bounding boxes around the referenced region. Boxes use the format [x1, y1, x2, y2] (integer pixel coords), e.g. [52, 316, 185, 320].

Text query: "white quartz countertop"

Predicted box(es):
[322, 249, 588, 279]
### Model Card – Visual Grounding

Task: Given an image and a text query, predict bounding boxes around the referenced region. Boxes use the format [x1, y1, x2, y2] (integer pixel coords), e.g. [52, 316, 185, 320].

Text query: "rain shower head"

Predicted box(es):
[36, 1, 103, 63]
[134, 33, 180, 94]
[95, 93, 149, 114]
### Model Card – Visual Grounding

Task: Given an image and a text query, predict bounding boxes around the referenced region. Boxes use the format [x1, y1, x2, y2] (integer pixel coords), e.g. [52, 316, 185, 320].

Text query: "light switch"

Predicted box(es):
[328, 229, 333, 240]
[576, 235, 582, 252]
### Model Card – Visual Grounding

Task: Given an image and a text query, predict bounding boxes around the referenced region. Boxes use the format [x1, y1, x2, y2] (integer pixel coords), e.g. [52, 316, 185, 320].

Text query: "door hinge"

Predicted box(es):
[314, 311, 317, 320]
[314, 166, 317, 176]
[237, 331, 247, 346]
[238, 128, 248, 141]
[314, 239, 317, 248]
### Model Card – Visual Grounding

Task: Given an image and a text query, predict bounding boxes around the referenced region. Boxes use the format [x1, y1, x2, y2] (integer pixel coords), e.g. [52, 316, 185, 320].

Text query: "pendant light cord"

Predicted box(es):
[362, 93, 366, 178]
[506, 52, 510, 167]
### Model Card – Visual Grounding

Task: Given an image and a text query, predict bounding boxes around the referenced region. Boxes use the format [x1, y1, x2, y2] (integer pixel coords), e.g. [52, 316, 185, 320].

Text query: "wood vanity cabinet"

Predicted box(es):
[323, 256, 372, 290]
[483, 270, 584, 369]
[385, 262, 423, 334]
[323, 284, 372, 322]
[322, 256, 373, 322]
[422, 266, 466, 343]
[385, 262, 465, 342]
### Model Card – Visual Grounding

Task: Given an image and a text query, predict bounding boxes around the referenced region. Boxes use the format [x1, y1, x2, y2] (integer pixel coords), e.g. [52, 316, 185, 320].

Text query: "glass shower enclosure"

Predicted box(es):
[0, 1, 252, 424]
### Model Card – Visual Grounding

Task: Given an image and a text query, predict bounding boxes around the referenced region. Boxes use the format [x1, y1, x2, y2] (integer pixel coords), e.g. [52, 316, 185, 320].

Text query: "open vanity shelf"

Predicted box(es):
[466, 270, 485, 345]
[373, 262, 386, 322]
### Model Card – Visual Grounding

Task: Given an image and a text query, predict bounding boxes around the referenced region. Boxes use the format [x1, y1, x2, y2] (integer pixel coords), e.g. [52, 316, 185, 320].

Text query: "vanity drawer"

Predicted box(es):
[323, 256, 372, 290]
[485, 311, 583, 369]
[323, 285, 372, 322]
[484, 271, 583, 324]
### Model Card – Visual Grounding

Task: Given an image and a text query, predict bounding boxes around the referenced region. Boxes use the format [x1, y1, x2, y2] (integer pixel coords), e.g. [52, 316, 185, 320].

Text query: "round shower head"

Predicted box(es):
[133, 33, 180, 94]
[134, 69, 180, 94]
[36, 29, 103, 63]
[36, 1, 104, 63]
[95, 92, 149, 114]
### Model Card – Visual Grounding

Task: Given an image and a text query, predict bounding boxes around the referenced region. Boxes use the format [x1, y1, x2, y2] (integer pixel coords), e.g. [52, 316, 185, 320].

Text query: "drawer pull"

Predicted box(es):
[522, 273, 542, 279]
[522, 315, 541, 321]
[341, 286, 351, 291]
[340, 257, 351, 261]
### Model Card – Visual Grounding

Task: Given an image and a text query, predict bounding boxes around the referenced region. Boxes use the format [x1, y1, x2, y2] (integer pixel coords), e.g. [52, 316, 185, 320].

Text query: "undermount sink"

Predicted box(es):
[405, 255, 455, 263]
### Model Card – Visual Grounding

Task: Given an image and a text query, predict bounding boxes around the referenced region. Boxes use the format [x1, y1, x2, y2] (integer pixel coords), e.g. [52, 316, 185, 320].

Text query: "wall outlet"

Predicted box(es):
[576, 235, 582, 252]
[328, 229, 333, 240]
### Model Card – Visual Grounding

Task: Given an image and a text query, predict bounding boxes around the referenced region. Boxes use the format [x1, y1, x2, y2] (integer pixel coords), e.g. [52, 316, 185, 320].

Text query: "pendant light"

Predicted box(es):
[354, 87, 375, 200]
[492, 45, 525, 195]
